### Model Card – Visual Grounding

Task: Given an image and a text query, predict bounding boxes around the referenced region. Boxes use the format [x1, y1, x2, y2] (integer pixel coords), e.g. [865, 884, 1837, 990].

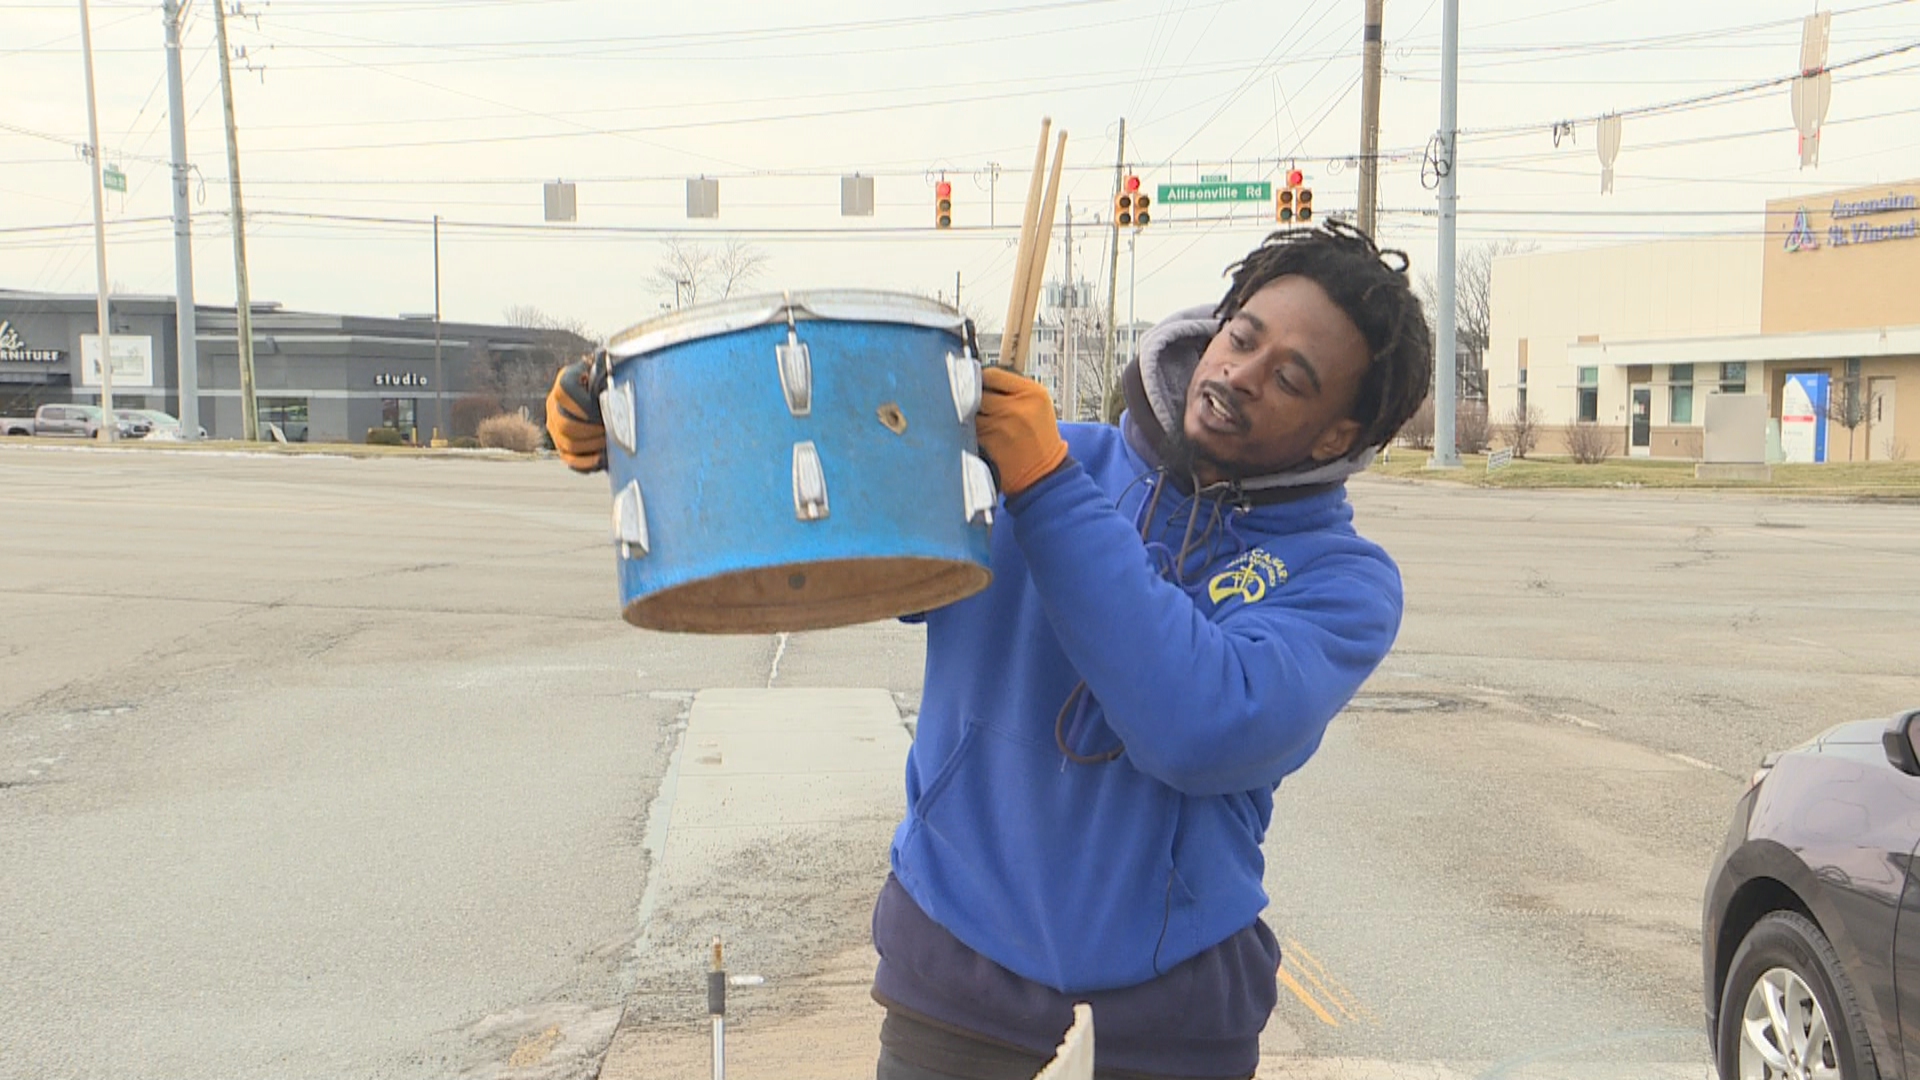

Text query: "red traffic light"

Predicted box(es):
[1286, 169, 1304, 188]
[1124, 174, 1141, 193]
[935, 180, 952, 198]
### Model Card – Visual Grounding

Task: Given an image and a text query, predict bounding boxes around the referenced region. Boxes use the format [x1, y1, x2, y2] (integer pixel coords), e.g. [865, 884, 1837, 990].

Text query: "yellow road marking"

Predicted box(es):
[1290, 957, 1360, 1022]
[1275, 961, 1340, 1027]
[1285, 938, 1379, 1024]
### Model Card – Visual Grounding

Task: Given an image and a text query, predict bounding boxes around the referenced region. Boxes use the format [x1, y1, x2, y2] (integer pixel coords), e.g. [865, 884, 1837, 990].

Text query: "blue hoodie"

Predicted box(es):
[873, 315, 1404, 1075]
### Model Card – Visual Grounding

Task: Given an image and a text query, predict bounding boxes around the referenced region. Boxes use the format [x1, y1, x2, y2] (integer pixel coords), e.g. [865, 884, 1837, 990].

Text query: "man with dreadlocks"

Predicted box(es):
[546, 220, 1433, 1080]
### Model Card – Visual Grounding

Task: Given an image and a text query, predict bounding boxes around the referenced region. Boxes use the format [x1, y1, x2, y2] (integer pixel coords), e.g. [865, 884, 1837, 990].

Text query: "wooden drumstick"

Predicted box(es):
[1001, 118, 1051, 373]
[1012, 130, 1068, 377]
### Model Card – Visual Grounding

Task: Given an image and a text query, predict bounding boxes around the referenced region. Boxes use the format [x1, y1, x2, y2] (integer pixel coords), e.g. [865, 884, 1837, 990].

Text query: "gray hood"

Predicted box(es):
[1129, 304, 1375, 493]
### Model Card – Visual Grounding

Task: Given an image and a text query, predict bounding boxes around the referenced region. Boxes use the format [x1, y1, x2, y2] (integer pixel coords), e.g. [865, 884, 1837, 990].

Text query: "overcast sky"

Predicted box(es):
[4, 0, 1918, 340]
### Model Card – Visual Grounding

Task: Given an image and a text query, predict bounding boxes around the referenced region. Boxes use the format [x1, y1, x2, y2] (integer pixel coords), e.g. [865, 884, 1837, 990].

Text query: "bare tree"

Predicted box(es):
[480, 307, 598, 420]
[1503, 404, 1544, 459]
[649, 238, 769, 309]
[1455, 400, 1491, 453]
[1420, 238, 1538, 369]
[1826, 375, 1872, 462]
[1399, 397, 1435, 449]
[1565, 421, 1614, 464]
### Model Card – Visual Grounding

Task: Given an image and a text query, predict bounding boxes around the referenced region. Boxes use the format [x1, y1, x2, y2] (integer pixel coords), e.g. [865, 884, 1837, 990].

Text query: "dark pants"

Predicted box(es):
[875, 1008, 1252, 1080]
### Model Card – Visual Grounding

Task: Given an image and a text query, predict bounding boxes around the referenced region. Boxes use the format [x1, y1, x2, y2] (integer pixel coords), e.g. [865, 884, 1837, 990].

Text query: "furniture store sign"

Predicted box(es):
[0, 320, 63, 363]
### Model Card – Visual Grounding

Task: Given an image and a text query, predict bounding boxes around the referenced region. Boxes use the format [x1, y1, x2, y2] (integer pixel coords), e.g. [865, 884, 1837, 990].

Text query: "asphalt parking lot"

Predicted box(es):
[2, 444, 1916, 1080]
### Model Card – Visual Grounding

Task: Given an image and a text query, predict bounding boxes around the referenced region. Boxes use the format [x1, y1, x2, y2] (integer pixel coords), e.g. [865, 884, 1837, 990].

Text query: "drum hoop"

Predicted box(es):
[606, 289, 966, 362]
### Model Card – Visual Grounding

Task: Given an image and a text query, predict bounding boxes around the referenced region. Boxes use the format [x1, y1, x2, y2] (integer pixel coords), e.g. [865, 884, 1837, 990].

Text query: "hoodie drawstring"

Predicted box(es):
[1054, 470, 1251, 766]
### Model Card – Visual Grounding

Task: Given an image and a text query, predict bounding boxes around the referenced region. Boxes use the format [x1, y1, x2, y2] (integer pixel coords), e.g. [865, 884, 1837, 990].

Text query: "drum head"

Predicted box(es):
[621, 555, 990, 634]
[607, 289, 967, 363]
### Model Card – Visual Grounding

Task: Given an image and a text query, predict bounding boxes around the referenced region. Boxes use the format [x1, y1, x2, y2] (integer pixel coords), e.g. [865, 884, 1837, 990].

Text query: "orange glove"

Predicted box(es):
[976, 366, 1069, 496]
[545, 358, 607, 473]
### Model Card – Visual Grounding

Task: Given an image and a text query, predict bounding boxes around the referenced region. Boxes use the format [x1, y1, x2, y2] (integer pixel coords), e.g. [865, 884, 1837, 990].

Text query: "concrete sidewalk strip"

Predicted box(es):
[656, 687, 909, 842]
[599, 688, 909, 1080]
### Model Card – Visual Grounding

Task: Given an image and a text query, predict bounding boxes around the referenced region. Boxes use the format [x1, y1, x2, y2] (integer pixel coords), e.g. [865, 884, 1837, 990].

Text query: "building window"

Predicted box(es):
[260, 397, 310, 442]
[382, 397, 418, 434]
[1576, 366, 1599, 423]
[1517, 367, 1528, 413]
[1670, 364, 1694, 425]
[1719, 362, 1747, 395]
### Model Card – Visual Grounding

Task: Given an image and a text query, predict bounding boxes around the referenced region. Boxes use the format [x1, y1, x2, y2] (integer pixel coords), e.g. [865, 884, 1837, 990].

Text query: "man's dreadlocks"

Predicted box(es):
[1215, 219, 1434, 456]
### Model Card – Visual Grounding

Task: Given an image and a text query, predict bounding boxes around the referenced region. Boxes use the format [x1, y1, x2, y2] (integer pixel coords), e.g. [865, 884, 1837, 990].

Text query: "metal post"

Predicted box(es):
[77, 0, 115, 439]
[1062, 198, 1076, 421]
[1104, 118, 1125, 422]
[163, 0, 199, 438]
[433, 214, 444, 443]
[1429, 0, 1462, 469]
[1357, 0, 1385, 238]
[213, 0, 258, 441]
[1128, 234, 1137, 374]
[708, 938, 727, 1080]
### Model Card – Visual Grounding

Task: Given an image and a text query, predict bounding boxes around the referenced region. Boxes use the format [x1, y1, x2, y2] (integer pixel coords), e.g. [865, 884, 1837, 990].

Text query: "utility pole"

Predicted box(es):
[163, 0, 199, 438]
[213, 0, 259, 441]
[954, 270, 961, 311]
[77, 0, 115, 439]
[433, 214, 444, 443]
[1062, 198, 1076, 422]
[1357, 0, 1385, 238]
[1430, 0, 1462, 469]
[1103, 117, 1125, 421]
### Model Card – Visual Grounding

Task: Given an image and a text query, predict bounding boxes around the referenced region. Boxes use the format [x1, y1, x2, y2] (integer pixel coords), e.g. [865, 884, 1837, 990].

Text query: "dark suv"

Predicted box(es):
[1704, 708, 1920, 1080]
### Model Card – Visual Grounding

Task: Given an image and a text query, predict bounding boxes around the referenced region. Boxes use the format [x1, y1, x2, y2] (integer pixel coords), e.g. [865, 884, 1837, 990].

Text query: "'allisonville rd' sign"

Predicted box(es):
[1157, 181, 1272, 204]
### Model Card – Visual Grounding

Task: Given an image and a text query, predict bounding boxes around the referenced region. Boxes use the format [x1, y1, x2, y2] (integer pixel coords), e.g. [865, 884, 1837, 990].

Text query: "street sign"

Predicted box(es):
[1157, 181, 1271, 204]
[1200, 173, 1228, 182]
[103, 165, 126, 193]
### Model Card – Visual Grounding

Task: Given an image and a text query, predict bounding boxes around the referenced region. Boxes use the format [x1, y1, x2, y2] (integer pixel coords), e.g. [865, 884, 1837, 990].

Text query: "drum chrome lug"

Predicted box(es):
[962, 451, 997, 527]
[613, 479, 651, 559]
[946, 352, 982, 423]
[792, 441, 830, 521]
[601, 380, 638, 454]
[776, 329, 812, 417]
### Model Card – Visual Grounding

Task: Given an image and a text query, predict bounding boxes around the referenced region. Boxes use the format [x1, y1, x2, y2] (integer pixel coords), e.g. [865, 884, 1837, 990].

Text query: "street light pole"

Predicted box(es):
[163, 0, 199, 439]
[433, 213, 443, 444]
[77, 0, 115, 439]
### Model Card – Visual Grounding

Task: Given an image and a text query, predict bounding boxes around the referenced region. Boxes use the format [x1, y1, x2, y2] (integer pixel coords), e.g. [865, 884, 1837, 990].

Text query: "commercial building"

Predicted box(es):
[1487, 177, 1920, 462]
[0, 291, 588, 442]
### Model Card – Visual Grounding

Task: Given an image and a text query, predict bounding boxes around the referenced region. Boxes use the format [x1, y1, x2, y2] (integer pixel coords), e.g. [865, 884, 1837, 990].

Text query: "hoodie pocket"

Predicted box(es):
[910, 717, 983, 822]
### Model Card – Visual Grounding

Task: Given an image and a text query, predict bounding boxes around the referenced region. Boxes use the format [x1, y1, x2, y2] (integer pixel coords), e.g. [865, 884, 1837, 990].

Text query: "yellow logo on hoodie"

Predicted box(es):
[1207, 550, 1289, 606]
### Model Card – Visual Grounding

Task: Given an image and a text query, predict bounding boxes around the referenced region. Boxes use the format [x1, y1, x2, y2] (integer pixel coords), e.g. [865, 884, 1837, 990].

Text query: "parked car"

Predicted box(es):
[1, 404, 147, 439]
[117, 409, 207, 440]
[1704, 708, 1920, 1080]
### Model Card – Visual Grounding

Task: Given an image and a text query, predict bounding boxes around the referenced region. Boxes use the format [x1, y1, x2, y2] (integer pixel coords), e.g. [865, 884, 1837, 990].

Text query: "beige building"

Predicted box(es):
[1487, 178, 1920, 462]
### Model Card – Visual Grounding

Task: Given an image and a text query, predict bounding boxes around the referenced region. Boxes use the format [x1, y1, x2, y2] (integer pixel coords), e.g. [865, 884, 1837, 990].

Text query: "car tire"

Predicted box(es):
[1717, 910, 1878, 1080]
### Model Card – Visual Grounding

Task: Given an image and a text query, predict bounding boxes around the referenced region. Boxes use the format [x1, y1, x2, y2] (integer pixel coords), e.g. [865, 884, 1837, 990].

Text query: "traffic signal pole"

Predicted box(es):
[1103, 118, 1125, 416]
[1430, 0, 1463, 469]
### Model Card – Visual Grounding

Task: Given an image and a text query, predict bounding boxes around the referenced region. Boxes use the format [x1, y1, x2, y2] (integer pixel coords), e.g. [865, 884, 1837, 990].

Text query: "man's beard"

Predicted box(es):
[1161, 419, 1244, 483]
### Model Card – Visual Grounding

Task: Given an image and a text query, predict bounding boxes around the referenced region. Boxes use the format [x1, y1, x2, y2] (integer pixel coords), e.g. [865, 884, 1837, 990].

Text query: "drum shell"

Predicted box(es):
[606, 317, 993, 633]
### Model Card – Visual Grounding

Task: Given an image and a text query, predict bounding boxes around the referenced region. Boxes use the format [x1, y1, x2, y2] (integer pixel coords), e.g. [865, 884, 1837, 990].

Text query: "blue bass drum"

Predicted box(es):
[599, 290, 998, 634]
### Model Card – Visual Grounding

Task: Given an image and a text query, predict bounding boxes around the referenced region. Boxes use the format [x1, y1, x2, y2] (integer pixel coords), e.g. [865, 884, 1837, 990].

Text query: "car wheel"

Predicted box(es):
[1718, 911, 1878, 1080]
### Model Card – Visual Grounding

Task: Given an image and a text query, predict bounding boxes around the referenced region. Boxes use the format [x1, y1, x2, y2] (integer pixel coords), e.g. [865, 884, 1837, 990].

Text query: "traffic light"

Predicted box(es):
[1277, 169, 1310, 225]
[935, 180, 953, 230]
[1114, 175, 1149, 229]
